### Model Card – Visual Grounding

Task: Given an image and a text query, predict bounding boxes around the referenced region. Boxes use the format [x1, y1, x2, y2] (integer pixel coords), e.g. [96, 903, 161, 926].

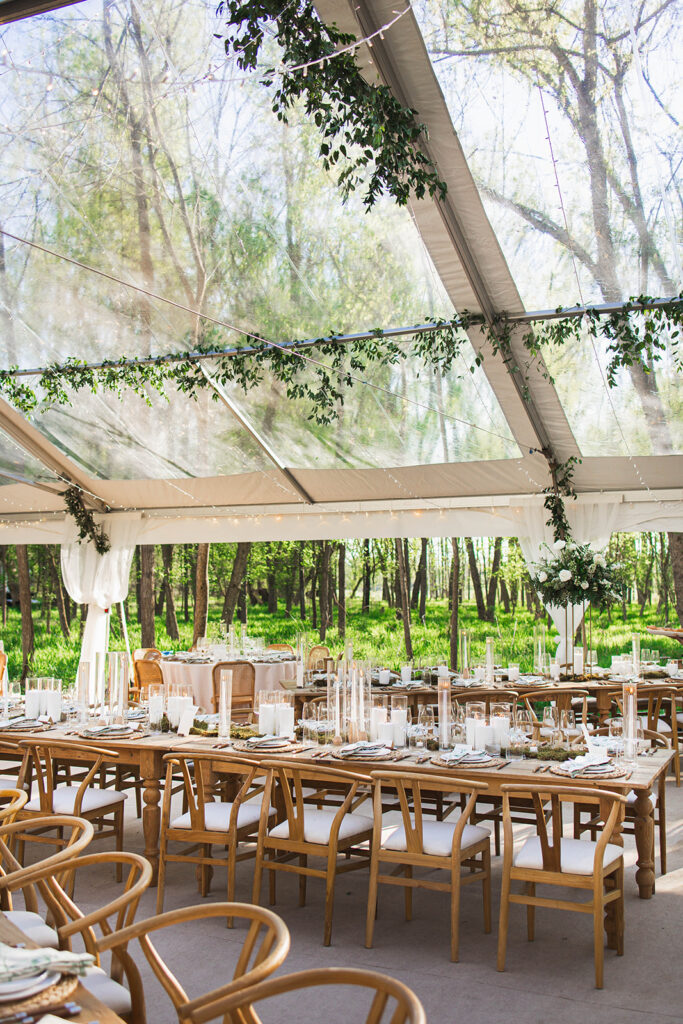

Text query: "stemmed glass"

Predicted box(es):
[301, 703, 318, 744]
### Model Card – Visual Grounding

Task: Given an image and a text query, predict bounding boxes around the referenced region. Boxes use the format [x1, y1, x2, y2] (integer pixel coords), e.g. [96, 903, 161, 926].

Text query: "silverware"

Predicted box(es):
[533, 763, 546, 773]
[496, 760, 511, 770]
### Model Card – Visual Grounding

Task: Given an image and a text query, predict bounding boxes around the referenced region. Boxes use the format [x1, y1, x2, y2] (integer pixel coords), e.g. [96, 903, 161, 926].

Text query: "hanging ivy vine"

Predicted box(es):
[63, 487, 111, 554]
[214, 0, 447, 209]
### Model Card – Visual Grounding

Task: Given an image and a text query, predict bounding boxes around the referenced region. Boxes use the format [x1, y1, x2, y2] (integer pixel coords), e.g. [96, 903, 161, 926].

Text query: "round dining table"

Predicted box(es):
[160, 656, 295, 711]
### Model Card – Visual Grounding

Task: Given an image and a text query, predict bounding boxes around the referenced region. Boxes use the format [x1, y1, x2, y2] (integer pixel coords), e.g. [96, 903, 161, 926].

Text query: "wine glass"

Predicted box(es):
[515, 709, 535, 743]
[301, 703, 318, 744]
[542, 705, 559, 737]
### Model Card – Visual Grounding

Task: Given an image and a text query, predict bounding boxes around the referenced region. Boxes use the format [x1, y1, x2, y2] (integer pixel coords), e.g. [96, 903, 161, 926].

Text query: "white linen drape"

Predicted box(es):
[518, 502, 619, 666]
[60, 516, 141, 699]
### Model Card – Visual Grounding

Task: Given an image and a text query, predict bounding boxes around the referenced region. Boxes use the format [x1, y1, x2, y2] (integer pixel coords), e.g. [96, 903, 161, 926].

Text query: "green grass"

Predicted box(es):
[1, 599, 679, 683]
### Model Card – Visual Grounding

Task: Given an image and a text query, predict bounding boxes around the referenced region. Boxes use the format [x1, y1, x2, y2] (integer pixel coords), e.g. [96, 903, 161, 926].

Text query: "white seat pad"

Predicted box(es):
[25, 786, 126, 814]
[639, 716, 671, 733]
[3, 910, 58, 948]
[514, 836, 623, 875]
[81, 967, 131, 1015]
[171, 800, 261, 832]
[383, 820, 490, 858]
[269, 808, 372, 844]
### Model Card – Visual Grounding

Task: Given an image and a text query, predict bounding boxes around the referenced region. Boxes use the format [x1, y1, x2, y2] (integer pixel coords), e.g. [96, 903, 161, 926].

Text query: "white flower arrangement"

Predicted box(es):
[530, 542, 623, 609]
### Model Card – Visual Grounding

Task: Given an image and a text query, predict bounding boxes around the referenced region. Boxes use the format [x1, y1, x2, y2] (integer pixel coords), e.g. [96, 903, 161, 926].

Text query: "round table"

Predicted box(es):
[160, 658, 294, 711]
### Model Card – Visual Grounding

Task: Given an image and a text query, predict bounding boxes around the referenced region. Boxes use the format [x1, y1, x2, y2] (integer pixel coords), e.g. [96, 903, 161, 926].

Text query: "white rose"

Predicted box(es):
[559, 569, 572, 582]
[588, 563, 596, 575]
[553, 540, 566, 551]
[538, 571, 547, 583]
[581, 581, 589, 590]
[594, 554, 606, 567]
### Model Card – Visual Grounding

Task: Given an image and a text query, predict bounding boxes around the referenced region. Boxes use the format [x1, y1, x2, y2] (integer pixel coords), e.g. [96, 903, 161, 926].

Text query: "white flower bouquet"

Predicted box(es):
[530, 541, 622, 609]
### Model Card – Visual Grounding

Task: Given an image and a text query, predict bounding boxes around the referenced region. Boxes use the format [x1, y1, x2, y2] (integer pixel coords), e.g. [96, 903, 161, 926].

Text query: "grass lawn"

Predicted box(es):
[1, 599, 679, 683]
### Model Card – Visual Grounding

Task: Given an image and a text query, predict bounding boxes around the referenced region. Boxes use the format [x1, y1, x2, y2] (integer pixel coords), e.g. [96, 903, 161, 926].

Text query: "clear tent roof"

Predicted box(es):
[0, 0, 680, 530]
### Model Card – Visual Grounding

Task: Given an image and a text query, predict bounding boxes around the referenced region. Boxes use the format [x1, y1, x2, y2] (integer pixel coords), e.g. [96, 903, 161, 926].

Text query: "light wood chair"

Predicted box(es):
[205, 966, 426, 1024]
[211, 660, 255, 720]
[0, 814, 95, 947]
[132, 657, 164, 700]
[573, 726, 669, 877]
[366, 770, 491, 962]
[520, 688, 591, 738]
[0, 788, 27, 823]
[253, 760, 373, 946]
[133, 647, 162, 661]
[266, 643, 294, 654]
[497, 782, 626, 988]
[607, 684, 680, 784]
[15, 740, 126, 879]
[307, 645, 331, 671]
[1, 849, 152, 1020]
[156, 751, 275, 915]
[97, 902, 290, 1024]
[452, 688, 519, 709]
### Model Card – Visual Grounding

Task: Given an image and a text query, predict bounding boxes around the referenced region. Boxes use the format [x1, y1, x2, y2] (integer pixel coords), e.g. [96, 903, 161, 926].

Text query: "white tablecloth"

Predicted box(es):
[160, 659, 294, 711]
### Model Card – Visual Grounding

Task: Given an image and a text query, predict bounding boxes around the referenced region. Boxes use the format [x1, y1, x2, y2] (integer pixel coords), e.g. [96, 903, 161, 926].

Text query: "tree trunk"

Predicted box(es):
[394, 538, 413, 659]
[46, 546, 70, 639]
[139, 545, 156, 648]
[338, 543, 346, 639]
[0, 546, 6, 627]
[499, 576, 511, 615]
[449, 538, 459, 671]
[319, 542, 330, 641]
[297, 544, 306, 620]
[362, 539, 371, 613]
[192, 543, 210, 645]
[161, 544, 180, 641]
[238, 581, 247, 625]
[466, 539, 487, 620]
[486, 537, 503, 621]
[222, 542, 251, 626]
[669, 532, 683, 626]
[16, 544, 34, 680]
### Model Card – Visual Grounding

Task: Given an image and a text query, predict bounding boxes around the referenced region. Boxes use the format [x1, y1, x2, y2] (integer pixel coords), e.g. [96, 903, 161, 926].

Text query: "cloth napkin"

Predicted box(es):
[440, 745, 486, 764]
[560, 753, 612, 777]
[0, 942, 94, 983]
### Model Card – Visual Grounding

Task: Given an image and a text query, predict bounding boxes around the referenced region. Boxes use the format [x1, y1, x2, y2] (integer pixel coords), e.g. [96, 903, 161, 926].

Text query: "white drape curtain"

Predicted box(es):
[517, 502, 620, 665]
[60, 516, 141, 699]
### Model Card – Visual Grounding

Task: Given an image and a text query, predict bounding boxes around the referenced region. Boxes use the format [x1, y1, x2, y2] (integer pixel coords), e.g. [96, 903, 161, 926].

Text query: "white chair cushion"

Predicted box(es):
[626, 789, 656, 808]
[171, 800, 261, 832]
[676, 712, 683, 726]
[269, 808, 372, 845]
[25, 786, 126, 814]
[3, 910, 58, 948]
[81, 967, 131, 1015]
[383, 820, 490, 857]
[639, 716, 671, 733]
[514, 836, 623, 875]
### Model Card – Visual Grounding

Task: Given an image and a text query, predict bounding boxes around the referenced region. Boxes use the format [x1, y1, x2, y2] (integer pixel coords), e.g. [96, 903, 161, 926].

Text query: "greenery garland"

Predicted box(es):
[215, 1, 447, 210]
[63, 487, 111, 554]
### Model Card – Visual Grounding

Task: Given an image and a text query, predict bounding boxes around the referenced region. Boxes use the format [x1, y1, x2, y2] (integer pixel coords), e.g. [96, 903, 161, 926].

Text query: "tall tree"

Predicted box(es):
[139, 545, 156, 648]
[193, 543, 210, 645]
[16, 544, 34, 680]
[449, 538, 460, 671]
[161, 545, 180, 641]
[222, 542, 251, 626]
[394, 538, 413, 659]
[337, 543, 346, 639]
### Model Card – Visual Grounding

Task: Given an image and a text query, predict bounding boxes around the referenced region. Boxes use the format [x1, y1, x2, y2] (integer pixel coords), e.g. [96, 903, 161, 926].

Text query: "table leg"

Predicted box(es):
[142, 775, 162, 885]
[633, 788, 655, 899]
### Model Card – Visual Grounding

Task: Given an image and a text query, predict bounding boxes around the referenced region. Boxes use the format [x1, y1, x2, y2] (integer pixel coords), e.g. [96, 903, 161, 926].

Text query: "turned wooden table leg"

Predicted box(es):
[633, 788, 655, 899]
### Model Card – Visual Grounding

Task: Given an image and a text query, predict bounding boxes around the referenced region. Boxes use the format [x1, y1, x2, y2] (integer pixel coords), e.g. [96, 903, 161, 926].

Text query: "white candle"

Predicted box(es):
[550, 662, 561, 681]
[437, 664, 449, 678]
[491, 714, 510, 748]
[438, 679, 450, 749]
[378, 721, 394, 747]
[474, 666, 485, 682]
[148, 695, 164, 728]
[370, 706, 387, 740]
[296, 661, 304, 687]
[465, 717, 477, 749]
[275, 703, 294, 739]
[391, 708, 407, 747]
[25, 691, 41, 719]
[167, 696, 182, 729]
[258, 704, 276, 735]
[475, 723, 494, 749]
[45, 690, 62, 723]
[401, 665, 412, 683]
[379, 669, 391, 686]
[507, 664, 520, 681]
[573, 650, 584, 674]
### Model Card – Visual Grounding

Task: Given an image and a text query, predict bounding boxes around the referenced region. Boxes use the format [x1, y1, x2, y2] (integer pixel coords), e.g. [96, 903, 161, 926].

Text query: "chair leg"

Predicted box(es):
[593, 893, 605, 989]
[365, 855, 379, 950]
[269, 853, 277, 906]
[658, 777, 667, 876]
[494, 818, 501, 857]
[199, 844, 212, 897]
[114, 807, 124, 883]
[615, 865, 625, 957]
[449, 864, 461, 963]
[482, 848, 491, 934]
[404, 865, 412, 921]
[252, 844, 264, 906]
[323, 856, 337, 947]
[156, 844, 167, 915]
[496, 866, 511, 972]
[526, 882, 535, 941]
[299, 855, 307, 907]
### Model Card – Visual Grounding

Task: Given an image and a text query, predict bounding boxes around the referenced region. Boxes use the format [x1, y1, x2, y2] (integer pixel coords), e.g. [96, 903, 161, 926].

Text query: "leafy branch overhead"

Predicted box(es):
[215, 0, 447, 209]
[63, 487, 111, 554]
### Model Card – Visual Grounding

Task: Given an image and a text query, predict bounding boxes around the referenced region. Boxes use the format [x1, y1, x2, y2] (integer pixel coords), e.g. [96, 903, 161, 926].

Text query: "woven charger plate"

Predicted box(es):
[0, 974, 78, 1016]
[232, 740, 304, 754]
[431, 755, 494, 769]
[329, 748, 400, 762]
[549, 763, 628, 779]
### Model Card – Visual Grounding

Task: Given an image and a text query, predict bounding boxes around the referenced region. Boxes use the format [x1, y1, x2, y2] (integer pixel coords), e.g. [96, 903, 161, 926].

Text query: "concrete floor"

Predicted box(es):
[18, 777, 683, 1023]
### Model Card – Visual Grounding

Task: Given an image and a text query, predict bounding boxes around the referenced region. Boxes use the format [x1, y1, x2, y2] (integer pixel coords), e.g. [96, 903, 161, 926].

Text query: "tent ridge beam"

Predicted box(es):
[198, 366, 315, 505]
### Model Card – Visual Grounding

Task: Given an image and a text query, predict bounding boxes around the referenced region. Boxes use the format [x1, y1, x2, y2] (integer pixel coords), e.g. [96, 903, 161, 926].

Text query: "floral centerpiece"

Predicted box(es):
[530, 541, 622, 609]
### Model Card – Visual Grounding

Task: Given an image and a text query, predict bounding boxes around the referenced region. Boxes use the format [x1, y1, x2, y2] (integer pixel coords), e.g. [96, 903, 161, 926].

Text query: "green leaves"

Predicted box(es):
[215, 0, 447, 210]
[63, 487, 111, 554]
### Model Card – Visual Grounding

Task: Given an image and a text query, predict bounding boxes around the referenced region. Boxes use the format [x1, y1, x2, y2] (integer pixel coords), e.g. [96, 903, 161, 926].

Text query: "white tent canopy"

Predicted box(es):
[0, 0, 680, 545]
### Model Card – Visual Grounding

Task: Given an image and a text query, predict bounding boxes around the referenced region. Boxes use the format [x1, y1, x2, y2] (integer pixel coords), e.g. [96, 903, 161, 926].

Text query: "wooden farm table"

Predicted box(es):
[191, 739, 672, 902]
[0, 912, 127, 1023]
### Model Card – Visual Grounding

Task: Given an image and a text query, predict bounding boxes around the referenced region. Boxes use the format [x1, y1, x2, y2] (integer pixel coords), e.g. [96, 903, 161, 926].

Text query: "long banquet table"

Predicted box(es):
[0, 725, 672, 900]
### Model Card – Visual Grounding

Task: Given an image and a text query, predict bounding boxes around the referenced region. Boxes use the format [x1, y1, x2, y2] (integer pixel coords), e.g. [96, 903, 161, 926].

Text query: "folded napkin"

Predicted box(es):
[340, 746, 392, 758]
[440, 746, 487, 764]
[560, 753, 612, 777]
[246, 735, 289, 747]
[0, 942, 94, 983]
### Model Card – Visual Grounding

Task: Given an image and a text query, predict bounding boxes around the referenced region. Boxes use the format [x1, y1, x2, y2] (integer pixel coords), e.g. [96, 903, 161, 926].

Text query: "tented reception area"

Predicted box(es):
[0, 0, 681, 1020]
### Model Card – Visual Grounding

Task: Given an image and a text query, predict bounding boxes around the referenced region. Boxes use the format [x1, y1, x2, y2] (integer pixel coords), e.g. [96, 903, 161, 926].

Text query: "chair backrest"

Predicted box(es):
[211, 661, 255, 716]
[521, 688, 589, 725]
[133, 657, 164, 696]
[201, 966, 426, 1024]
[453, 688, 519, 709]
[97, 902, 291, 1024]
[260, 760, 371, 846]
[266, 643, 294, 654]
[307, 645, 330, 671]
[584, 725, 671, 750]
[0, 814, 94, 914]
[0, 652, 6, 679]
[160, 752, 265, 833]
[500, 782, 626, 875]
[17, 740, 119, 815]
[370, 770, 487, 858]
[133, 648, 162, 662]
[0, 788, 27, 824]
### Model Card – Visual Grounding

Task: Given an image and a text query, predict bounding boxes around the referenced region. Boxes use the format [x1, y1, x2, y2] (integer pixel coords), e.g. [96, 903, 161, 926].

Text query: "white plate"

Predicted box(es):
[0, 970, 59, 1002]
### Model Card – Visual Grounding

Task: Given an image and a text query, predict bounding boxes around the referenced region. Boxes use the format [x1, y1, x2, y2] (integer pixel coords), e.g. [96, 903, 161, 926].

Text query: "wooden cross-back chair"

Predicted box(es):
[197, 966, 426, 1024]
[452, 688, 519, 709]
[211, 660, 255, 721]
[157, 751, 275, 916]
[0, 787, 27, 824]
[519, 688, 590, 737]
[608, 685, 680, 785]
[253, 760, 373, 946]
[497, 782, 626, 988]
[307, 645, 331, 672]
[266, 643, 294, 654]
[15, 740, 126, 879]
[133, 648, 162, 662]
[132, 657, 164, 700]
[366, 770, 491, 962]
[0, 849, 152, 1021]
[98, 902, 290, 1024]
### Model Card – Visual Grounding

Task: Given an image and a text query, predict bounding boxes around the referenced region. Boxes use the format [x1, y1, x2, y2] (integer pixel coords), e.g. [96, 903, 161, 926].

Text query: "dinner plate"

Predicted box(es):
[0, 970, 59, 1002]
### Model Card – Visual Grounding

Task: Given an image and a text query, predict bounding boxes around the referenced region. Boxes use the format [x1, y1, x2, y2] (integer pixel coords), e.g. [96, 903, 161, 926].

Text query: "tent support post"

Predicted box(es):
[199, 366, 315, 505]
